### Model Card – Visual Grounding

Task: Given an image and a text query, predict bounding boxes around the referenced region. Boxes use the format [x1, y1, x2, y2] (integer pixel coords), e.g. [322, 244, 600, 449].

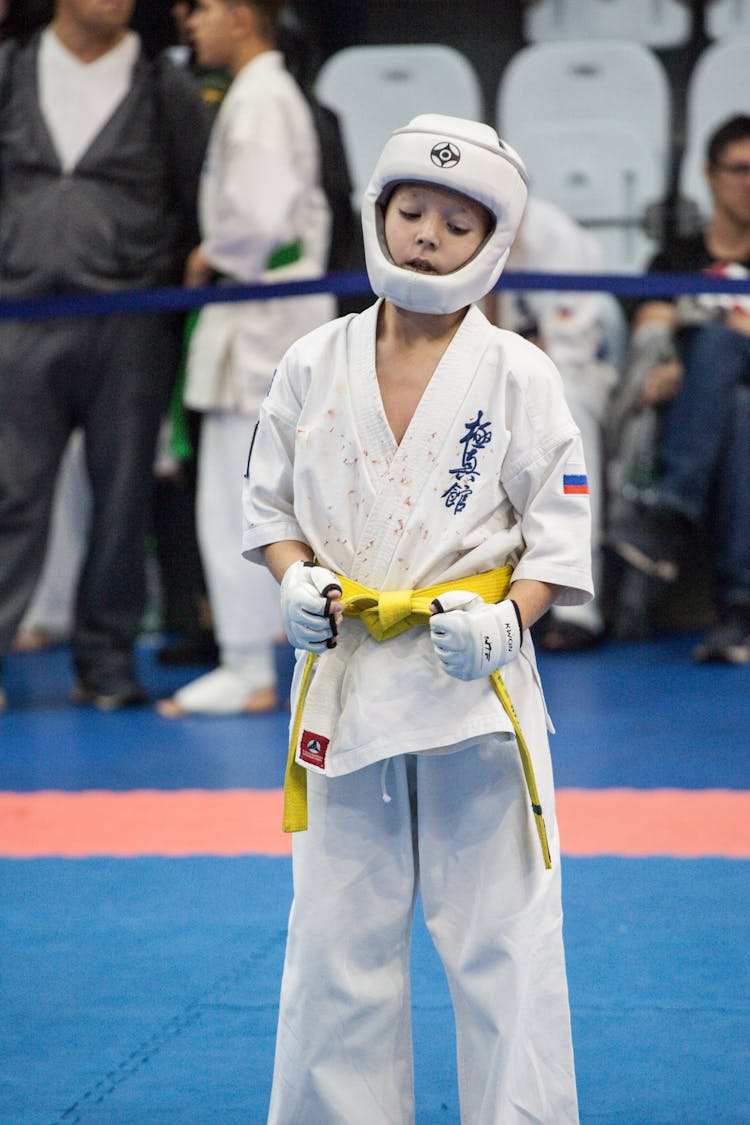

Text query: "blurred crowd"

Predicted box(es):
[0, 0, 748, 717]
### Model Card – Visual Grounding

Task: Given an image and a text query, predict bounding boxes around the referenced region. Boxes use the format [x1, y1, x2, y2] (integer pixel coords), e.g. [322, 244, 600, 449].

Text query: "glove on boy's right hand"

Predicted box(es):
[280, 561, 342, 652]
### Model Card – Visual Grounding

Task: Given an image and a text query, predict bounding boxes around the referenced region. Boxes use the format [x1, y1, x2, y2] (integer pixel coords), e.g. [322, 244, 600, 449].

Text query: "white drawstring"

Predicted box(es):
[380, 758, 392, 804]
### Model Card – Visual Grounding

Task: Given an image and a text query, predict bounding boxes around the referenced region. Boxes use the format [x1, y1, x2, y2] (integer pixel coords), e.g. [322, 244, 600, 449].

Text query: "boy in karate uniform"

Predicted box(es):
[157, 0, 333, 716]
[243, 115, 592, 1123]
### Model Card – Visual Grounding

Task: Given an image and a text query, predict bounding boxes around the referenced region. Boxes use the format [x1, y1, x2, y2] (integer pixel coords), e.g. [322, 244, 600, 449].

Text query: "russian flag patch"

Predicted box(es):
[563, 474, 589, 495]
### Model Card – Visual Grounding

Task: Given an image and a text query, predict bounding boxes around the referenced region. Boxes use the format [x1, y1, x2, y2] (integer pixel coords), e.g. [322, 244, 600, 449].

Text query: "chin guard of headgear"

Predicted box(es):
[362, 114, 529, 315]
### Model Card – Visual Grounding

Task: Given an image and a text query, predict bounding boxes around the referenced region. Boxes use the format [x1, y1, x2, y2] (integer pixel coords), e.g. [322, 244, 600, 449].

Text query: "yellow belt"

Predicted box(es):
[284, 565, 552, 869]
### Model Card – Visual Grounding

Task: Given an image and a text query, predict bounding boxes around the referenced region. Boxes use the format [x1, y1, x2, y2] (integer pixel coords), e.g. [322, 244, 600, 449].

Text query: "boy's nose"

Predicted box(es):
[416, 217, 439, 247]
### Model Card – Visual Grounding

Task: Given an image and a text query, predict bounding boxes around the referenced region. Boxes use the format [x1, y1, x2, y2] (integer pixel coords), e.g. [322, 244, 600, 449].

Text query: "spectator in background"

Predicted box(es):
[496, 196, 623, 650]
[607, 115, 750, 663]
[167, 0, 230, 108]
[0, 0, 209, 712]
[9, 0, 224, 666]
[156, 0, 334, 717]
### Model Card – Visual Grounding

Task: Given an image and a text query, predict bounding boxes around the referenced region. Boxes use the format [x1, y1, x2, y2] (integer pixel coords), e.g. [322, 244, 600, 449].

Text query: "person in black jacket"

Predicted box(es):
[0, 0, 209, 711]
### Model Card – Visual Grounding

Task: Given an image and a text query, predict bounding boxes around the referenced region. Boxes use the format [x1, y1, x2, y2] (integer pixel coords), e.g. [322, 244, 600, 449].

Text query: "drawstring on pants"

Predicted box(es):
[380, 758, 392, 804]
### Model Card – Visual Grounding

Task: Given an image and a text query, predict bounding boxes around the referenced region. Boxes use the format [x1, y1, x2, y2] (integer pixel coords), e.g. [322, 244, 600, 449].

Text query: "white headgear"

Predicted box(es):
[362, 114, 529, 315]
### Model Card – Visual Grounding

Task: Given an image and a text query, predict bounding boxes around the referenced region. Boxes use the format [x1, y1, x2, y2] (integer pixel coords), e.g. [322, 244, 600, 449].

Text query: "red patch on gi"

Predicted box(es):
[299, 730, 329, 768]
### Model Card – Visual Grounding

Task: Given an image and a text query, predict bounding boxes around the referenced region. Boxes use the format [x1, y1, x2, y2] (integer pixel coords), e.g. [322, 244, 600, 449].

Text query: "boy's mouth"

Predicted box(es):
[406, 258, 438, 274]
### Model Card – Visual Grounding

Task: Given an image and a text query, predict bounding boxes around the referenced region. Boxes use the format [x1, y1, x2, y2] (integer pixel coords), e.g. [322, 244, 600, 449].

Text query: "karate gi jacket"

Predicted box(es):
[243, 301, 594, 776]
[184, 51, 335, 415]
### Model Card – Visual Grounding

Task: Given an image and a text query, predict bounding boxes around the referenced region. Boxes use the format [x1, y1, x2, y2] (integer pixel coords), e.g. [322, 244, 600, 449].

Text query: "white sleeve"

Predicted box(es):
[203, 94, 309, 281]
[500, 350, 595, 606]
[242, 357, 306, 562]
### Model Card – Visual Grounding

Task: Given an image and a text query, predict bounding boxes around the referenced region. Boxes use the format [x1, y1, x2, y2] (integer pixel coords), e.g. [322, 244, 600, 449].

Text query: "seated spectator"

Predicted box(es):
[495, 196, 623, 650]
[607, 115, 750, 663]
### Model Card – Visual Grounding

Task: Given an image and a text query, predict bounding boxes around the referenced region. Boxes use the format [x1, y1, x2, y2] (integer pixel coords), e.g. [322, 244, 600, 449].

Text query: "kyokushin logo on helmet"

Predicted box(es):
[430, 141, 461, 168]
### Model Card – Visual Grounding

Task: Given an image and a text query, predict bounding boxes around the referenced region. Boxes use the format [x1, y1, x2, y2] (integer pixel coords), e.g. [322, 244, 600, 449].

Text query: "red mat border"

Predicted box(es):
[1, 788, 748, 859]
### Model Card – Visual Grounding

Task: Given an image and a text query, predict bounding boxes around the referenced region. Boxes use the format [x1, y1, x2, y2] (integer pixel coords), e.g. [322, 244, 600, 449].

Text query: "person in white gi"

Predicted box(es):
[243, 115, 593, 1123]
[496, 197, 624, 649]
[12, 432, 90, 652]
[157, 0, 334, 716]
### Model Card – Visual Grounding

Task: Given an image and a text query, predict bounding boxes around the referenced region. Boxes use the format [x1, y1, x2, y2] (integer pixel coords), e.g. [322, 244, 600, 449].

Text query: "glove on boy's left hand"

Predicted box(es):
[429, 591, 521, 681]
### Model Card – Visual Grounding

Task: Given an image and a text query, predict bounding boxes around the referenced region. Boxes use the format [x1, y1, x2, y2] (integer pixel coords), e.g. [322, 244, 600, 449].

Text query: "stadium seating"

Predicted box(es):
[497, 40, 671, 270]
[511, 120, 665, 271]
[522, 0, 692, 48]
[314, 44, 482, 208]
[705, 0, 750, 38]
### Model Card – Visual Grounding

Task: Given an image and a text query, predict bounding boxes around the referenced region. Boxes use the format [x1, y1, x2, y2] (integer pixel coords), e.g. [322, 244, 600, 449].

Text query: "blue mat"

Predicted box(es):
[2, 633, 748, 792]
[2, 856, 748, 1124]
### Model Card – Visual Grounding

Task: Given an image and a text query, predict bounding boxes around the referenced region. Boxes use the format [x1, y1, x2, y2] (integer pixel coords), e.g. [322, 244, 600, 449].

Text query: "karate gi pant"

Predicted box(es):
[196, 411, 281, 687]
[18, 431, 90, 641]
[267, 732, 579, 1125]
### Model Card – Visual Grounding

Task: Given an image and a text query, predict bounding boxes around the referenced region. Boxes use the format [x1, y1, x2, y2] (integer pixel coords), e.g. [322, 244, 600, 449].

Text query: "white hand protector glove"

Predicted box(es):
[429, 591, 522, 681]
[280, 561, 342, 652]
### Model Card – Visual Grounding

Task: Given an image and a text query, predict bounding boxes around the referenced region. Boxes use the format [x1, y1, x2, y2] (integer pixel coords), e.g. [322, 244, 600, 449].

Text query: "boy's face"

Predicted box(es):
[707, 136, 750, 229]
[187, 0, 235, 70]
[383, 183, 492, 279]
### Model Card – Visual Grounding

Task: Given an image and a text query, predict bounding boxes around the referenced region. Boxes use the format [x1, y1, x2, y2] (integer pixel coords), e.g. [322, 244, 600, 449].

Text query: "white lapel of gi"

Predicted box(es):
[347, 303, 495, 586]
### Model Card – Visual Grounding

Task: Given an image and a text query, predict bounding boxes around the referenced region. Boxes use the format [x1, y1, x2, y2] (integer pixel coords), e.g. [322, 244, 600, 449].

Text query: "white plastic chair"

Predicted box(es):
[706, 0, 750, 38]
[498, 40, 672, 172]
[515, 120, 665, 272]
[523, 0, 692, 49]
[679, 38, 750, 222]
[314, 44, 482, 209]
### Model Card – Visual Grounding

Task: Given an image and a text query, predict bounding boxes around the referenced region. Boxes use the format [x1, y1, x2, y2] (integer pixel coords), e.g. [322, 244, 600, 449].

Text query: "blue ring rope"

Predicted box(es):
[0, 268, 748, 322]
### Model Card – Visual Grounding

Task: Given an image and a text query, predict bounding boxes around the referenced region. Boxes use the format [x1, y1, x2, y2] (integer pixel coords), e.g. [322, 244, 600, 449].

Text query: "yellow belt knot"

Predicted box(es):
[341, 587, 436, 640]
[283, 564, 552, 869]
[337, 568, 514, 641]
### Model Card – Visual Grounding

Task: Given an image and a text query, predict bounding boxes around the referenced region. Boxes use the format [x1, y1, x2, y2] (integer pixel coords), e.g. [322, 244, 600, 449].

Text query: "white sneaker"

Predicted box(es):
[693, 611, 750, 665]
[156, 666, 277, 717]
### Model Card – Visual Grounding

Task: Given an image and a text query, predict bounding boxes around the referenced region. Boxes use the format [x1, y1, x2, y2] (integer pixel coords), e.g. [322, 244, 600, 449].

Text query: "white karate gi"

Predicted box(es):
[183, 51, 335, 688]
[243, 300, 592, 1123]
[502, 197, 624, 637]
[17, 431, 90, 643]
